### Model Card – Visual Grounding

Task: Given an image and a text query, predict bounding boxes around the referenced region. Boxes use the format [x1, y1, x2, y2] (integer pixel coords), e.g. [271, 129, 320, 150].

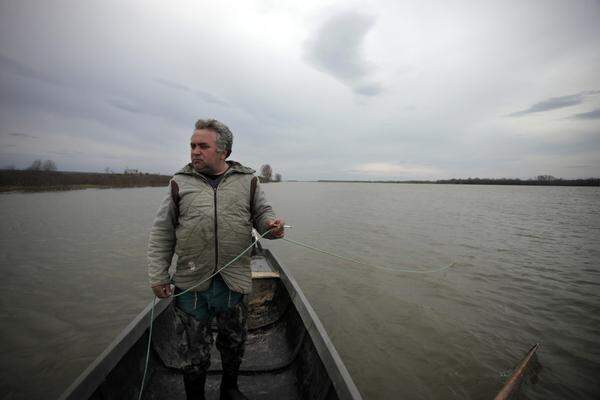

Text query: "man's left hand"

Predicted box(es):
[266, 218, 285, 238]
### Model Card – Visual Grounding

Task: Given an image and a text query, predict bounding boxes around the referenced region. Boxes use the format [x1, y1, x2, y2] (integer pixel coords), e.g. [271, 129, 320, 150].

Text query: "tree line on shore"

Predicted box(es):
[2, 159, 59, 172]
[4, 159, 156, 176]
[0, 160, 284, 191]
[3, 160, 596, 188]
[435, 176, 599, 186]
[0, 169, 170, 191]
[318, 176, 599, 186]
[258, 164, 282, 183]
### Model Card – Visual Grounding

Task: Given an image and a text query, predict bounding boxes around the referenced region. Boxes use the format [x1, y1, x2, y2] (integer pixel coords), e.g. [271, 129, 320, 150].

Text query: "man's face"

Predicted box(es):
[190, 129, 225, 174]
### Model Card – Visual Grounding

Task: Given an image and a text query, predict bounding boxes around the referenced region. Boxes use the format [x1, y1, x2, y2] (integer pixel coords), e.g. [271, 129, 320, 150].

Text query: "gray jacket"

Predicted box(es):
[147, 161, 277, 294]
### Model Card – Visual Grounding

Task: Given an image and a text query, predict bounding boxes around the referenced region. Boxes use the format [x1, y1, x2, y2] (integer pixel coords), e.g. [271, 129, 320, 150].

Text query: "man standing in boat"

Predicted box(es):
[147, 118, 285, 400]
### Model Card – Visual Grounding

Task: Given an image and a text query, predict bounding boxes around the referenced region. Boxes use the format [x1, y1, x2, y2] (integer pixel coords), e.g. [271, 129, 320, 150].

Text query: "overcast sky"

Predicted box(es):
[1, 0, 599, 180]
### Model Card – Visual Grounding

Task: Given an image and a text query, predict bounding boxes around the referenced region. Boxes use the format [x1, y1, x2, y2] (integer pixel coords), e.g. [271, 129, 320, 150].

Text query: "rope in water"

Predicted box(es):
[282, 237, 456, 274]
[137, 230, 454, 399]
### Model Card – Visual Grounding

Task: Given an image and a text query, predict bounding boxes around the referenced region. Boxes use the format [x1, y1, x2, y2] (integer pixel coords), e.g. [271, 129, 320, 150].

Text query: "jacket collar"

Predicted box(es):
[175, 160, 255, 177]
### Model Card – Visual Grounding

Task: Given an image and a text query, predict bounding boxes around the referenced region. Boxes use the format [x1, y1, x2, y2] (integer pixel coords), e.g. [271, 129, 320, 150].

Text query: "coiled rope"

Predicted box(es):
[137, 229, 454, 399]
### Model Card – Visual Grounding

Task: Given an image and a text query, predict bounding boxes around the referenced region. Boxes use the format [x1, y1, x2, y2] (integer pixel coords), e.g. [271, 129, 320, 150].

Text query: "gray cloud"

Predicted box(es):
[154, 78, 191, 92]
[571, 108, 600, 120]
[5, 132, 39, 139]
[304, 11, 382, 96]
[195, 90, 229, 106]
[0, 53, 56, 85]
[48, 150, 84, 156]
[566, 164, 593, 168]
[509, 90, 600, 116]
[354, 82, 383, 97]
[107, 98, 148, 115]
[155, 80, 303, 129]
[154, 77, 230, 106]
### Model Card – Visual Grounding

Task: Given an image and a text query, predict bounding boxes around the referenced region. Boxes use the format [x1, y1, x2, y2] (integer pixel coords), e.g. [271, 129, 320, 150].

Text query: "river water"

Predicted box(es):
[0, 183, 598, 399]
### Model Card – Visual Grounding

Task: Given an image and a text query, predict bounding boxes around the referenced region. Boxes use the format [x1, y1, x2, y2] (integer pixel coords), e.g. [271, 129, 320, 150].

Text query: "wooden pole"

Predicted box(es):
[494, 343, 540, 400]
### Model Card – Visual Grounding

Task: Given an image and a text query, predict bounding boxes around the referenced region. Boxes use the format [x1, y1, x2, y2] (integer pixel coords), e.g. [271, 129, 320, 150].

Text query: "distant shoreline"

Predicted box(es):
[0, 170, 171, 192]
[1, 170, 598, 192]
[317, 178, 600, 187]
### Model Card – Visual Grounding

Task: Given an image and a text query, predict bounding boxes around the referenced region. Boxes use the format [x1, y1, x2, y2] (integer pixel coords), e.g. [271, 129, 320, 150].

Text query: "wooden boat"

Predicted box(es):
[494, 344, 540, 400]
[59, 243, 363, 400]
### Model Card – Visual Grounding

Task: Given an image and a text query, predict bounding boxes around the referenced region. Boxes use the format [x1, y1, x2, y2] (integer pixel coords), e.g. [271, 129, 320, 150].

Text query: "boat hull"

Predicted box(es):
[59, 249, 362, 400]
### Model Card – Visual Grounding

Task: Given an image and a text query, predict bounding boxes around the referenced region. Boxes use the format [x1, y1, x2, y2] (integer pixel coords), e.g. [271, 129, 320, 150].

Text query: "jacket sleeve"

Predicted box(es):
[252, 180, 278, 239]
[147, 182, 177, 287]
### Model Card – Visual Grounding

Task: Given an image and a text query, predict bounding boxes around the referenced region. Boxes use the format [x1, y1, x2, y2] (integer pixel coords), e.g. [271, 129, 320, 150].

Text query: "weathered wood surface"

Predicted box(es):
[494, 344, 540, 400]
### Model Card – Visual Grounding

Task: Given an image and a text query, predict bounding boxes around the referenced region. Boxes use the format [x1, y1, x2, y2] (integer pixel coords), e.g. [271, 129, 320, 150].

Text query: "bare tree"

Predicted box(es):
[536, 175, 557, 181]
[27, 159, 43, 171]
[274, 173, 282, 182]
[42, 160, 57, 171]
[260, 164, 273, 181]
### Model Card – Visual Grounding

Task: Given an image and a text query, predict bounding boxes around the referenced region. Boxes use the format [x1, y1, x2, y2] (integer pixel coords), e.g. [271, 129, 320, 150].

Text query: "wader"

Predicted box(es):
[173, 274, 248, 400]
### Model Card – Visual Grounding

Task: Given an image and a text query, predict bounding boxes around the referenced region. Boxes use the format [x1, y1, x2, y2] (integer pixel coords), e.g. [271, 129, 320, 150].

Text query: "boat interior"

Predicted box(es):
[89, 252, 339, 400]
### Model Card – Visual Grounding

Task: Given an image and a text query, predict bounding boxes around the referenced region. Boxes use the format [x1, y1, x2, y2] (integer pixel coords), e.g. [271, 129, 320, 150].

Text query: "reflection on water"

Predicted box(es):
[0, 184, 598, 399]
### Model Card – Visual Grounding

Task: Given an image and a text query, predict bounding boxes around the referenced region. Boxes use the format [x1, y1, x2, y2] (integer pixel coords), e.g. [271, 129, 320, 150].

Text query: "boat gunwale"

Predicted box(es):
[263, 249, 363, 400]
[57, 298, 171, 400]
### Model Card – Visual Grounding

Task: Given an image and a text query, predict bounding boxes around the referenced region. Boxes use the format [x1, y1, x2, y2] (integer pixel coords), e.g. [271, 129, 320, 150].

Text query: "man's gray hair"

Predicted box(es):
[194, 118, 233, 157]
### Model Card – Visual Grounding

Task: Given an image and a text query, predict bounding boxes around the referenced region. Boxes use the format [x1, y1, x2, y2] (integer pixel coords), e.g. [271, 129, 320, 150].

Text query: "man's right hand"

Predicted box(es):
[152, 283, 173, 298]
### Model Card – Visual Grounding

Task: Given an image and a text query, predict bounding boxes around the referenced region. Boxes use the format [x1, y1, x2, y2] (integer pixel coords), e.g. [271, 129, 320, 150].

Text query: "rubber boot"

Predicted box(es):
[219, 373, 249, 400]
[183, 372, 206, 400]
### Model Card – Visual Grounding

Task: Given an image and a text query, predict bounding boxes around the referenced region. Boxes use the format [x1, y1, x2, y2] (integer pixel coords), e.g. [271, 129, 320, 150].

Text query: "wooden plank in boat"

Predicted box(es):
[251, 271, 280, 279]
[251, 254, 280, 279]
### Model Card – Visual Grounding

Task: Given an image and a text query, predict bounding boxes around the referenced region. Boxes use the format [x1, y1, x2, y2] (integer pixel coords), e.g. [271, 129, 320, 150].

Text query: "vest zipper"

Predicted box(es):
[195, 174, 222, 275]
[197, 168, 230, 275]
[213, 186, 219, 272]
